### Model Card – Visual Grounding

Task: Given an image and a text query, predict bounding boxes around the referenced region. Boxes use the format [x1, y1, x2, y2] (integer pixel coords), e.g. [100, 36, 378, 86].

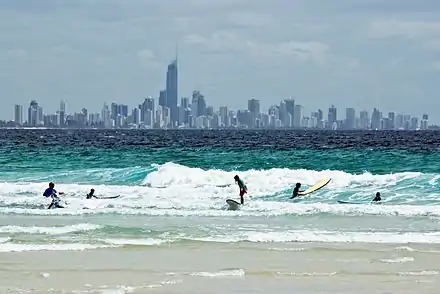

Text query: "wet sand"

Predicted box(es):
[1, 242, 440, 293]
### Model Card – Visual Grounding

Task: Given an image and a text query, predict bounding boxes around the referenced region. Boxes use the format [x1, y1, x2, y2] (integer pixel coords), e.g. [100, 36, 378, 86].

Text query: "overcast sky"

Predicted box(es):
[1, 0, 439, 122]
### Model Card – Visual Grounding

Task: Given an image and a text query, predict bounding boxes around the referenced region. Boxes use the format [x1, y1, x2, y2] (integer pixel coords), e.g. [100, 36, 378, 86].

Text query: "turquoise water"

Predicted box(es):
[0, 144, 440, 252]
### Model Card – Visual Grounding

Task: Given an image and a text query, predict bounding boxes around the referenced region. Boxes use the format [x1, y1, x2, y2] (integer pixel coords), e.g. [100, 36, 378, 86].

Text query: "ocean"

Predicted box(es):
[1, 129, 440, 293]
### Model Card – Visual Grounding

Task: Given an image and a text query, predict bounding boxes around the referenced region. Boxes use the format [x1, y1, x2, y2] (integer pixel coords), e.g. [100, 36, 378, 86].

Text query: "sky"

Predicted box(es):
[1, 0, 440, 122]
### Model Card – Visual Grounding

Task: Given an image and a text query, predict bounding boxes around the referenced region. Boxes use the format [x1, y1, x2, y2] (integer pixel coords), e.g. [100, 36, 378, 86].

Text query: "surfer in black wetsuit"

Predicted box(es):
[290, 183, 305, 199]
[372, 192, 381, 202]
[234, 175, 247, 205]
[86, 189, 97, 199]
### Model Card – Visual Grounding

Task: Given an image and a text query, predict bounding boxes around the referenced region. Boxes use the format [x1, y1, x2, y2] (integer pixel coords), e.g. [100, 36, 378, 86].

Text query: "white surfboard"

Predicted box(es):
[297, 177, 331, 196]
[226, 199, 241, 210]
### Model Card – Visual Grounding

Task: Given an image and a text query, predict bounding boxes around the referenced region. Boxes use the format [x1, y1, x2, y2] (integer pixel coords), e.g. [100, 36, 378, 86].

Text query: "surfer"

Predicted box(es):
[234, 175, 247, 204]
[86, 189, 97, 199]
[372, 192, 381, 202]
[290, 183, 304, 199]
[43, 182, 65, 209]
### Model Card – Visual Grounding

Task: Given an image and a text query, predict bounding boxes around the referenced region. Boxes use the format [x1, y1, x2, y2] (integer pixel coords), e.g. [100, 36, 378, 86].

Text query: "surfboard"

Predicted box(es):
[297, 177, 331, 196]
[95, 195, 120, 199]
[337, 200, 364, 204]
[226, 199, 241, 210]
[337, 200, 380, 205]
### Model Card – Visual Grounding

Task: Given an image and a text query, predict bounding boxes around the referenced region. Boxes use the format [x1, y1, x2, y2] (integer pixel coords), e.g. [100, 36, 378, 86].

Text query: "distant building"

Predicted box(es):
[14, 104, 23, 125]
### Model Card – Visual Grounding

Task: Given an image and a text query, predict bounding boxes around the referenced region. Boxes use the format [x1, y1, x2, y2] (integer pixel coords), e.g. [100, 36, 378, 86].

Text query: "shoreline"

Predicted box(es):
[1, 242, 439, 293]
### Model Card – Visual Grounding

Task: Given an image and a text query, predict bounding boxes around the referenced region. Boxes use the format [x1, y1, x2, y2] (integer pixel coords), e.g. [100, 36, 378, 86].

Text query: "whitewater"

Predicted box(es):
[1, 161, 440, 253]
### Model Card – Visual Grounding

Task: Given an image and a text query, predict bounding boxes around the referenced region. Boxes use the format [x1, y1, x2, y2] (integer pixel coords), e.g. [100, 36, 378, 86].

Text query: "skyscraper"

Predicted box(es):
[14, 104, 23, 125]
[328, 105, 337, 128]
[166, 59, 178, 126]
[294, 104, 303, 128]
[345, 108, 355, 129]
[28, 100, 43, 126]
[248, 99, 260, 128]
[159, 90, 167, 107]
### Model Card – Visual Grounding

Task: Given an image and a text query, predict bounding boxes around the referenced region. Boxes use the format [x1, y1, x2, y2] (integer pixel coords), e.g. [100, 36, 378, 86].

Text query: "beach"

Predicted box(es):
[2, 242, 440, 293]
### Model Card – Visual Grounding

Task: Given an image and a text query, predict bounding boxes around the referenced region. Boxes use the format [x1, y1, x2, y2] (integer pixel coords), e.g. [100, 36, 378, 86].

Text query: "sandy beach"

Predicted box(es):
[1, 242, 440, 294]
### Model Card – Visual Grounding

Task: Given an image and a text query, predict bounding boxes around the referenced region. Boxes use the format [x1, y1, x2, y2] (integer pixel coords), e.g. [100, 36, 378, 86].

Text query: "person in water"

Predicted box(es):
[43, 182, 65, 209]
[234, 175, 247, 205]
[290, 183, 305, 199]
[373, 192, 381, 202]
[86, 188, 97, 199]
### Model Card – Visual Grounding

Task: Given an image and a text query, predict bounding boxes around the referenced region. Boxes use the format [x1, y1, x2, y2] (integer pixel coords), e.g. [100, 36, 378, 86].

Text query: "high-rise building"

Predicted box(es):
[248, 99, 260, 128]
[247, 99, 260, 114]
[345, 108, 355, 129]
[219, 106, 228, 127]
[166, 59, 178, 125]
[14, 104, 23, 125]
[371, 108, 381, 130]
[328, 105, 337, 128]
[159, 90, 167, 107]
[178, 97, 190, 126]
[191, 90, 206, 118]
[139, 97, 155, 126]
[388, 112, 396, 130]
[285, 98, 295, 121]
[101, 103, 111, 128]
[279, 101, 289, 127]
[28, 100, 43, 126]
[294, 104, 303, 128]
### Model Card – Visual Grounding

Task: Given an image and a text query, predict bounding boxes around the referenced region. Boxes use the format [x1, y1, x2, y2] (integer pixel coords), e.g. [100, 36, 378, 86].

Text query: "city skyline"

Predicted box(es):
[9, 58, 432, 130]
[10, 57, 430, 131]
[2, 1, 440, 122]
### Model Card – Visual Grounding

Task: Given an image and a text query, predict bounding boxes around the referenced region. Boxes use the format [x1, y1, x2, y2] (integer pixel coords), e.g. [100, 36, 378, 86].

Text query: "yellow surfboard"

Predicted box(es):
[297, 177, 331, 196]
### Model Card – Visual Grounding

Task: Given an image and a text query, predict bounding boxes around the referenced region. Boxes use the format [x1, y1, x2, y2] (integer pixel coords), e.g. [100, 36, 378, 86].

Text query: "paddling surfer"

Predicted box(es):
[372, 192, 381, 202]
[290, 183, 305, 199]
[86, 188, 98, 199]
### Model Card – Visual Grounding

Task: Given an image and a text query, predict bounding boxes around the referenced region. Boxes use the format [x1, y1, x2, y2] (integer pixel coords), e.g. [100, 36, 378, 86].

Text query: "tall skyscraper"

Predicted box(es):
[247, 99, 260, 114]
[345, 108, 355, 129]
[328, 105, 337, 128]
[60, 101, 66, 112]
[28, 100, 43, 126]
[59, 101, 66, 127]
[388, 112, 396, 130]
[248, 99, 260, 128]
[166, 59, 178, 126]
[371, 108, 381, 130]
[140, 97, 155, 126]
[14, 104, 23, 124]
[294, 104, 303, 128]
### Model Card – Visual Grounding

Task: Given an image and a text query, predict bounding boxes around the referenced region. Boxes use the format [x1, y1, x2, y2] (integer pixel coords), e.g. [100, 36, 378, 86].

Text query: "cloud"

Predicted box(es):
[183, 31, 356, 69]
[368, 19, 440, 39]
[0, 0, 438, 122]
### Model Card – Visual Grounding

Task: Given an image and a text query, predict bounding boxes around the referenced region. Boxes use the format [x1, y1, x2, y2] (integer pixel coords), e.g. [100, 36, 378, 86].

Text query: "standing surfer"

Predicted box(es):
[43, 182, 65, 209]
[234, 175, 247, 204]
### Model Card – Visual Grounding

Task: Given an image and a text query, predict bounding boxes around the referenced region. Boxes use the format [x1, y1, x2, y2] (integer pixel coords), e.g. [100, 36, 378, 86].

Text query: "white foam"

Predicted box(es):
[189, 269, 245, 277]
[0, 243, 114, 252]
[380, 257, 414, 264]
[103, 238, 167, 246]
[190, 230, 440, 244]
[399, 270, 440, 276]
[0, 223, 101, 235]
